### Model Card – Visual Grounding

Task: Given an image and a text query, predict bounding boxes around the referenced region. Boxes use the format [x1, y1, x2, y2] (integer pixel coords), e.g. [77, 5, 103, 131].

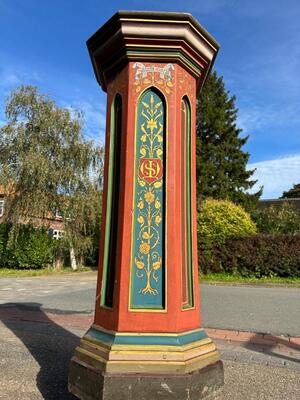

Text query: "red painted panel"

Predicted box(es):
[94, 62, 202, 334]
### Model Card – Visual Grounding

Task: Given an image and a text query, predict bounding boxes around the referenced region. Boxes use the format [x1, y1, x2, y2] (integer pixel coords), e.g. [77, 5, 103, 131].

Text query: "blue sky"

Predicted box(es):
[0, 0, 299, 198]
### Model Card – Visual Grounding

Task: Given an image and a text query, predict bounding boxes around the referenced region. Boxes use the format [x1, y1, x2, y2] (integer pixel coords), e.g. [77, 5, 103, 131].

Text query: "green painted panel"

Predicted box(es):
[101, 94, 122, 308]
[87, 328, 208, 346]
[130, 89, 165, 309]
[182, 97, 194, 309]
[184, 98, 194, 309]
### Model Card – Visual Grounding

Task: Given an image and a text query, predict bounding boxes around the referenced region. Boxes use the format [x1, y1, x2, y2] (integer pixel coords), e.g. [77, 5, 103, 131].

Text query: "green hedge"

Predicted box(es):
[252, 204, 300, 234]
[0, 224, 54, 269]
[199, 234, 300, 278]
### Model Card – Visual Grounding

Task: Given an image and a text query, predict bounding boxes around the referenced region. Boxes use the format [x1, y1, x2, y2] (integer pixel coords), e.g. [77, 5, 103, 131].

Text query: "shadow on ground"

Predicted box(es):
[0, 302, 81, 400]
[244, 333, 300, 365]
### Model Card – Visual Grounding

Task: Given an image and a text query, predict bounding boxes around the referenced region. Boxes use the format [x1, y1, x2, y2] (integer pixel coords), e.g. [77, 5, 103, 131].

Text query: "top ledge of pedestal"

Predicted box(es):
[87, 10, 220, 91]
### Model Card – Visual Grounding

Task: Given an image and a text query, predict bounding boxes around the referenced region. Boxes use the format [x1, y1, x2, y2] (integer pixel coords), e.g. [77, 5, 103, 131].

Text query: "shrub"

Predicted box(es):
[0, 224, 54, 269]
[0, 223, 17, 267]
[252, 204, 300, 235]
[12, 226, 54, 269]
[198, 199, 257, 251]
[199, 234, 300, 278]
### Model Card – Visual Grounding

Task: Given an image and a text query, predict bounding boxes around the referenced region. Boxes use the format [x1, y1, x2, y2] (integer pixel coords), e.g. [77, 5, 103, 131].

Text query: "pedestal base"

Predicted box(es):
[68, 326, 224, 400]
[69, 358, 224, 400]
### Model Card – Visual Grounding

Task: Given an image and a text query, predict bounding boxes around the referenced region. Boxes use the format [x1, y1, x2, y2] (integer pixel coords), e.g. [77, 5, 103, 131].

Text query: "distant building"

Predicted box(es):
[258, 198, 300, 212]
[0, 191, 64, 239]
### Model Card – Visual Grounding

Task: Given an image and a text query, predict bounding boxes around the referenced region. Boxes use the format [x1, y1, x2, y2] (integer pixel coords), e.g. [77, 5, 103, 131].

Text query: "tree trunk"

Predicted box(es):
[70, 246, 77, 271]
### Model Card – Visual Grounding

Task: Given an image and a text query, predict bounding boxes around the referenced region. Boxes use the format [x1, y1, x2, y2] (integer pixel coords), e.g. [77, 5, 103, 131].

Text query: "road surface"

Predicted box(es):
[0, 273, 299, 336]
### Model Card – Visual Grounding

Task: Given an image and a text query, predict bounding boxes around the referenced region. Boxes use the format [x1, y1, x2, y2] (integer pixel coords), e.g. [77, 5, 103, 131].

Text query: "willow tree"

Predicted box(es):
[0, 85, 104, 269]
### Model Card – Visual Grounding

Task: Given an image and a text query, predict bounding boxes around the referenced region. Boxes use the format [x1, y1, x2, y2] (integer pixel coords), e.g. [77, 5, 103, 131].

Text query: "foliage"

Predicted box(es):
[196, 71, 262, 210]
[0, 86, 104, 266]
[252, 204, 300, 235]
[199, 234, 300, 278]
[197, 198, 257, 251]
[0, 223, 15, 267]
[0, 266, 94, 277]
[0, 224, 53, 269]
[281, 183, 300, 199]
[11, 226, 53, 269]
[200, 272, 300, 285]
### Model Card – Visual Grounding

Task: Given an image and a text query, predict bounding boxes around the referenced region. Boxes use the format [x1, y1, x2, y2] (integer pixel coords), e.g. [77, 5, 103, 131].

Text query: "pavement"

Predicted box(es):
[0, 272, 299, 399]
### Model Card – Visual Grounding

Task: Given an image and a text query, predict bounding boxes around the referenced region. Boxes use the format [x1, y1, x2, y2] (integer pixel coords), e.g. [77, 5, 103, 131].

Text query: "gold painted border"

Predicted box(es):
[128, 82, 169, 313]
[126, 51, 201, 77]
[91, 324, 206, 337]
[125, 42, 206, 71]
[101, 50, 202, 87]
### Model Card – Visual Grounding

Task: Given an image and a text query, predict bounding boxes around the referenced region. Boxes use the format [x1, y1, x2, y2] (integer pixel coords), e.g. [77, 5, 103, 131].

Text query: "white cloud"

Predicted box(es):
[237, 103, 300, 133]
[248, 154, 300, 199]
[0, 63, 41, 91]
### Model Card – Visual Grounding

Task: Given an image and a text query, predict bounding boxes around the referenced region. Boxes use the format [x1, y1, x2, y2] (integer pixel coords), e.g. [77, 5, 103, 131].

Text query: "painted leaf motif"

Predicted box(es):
[154, 181, 162, 189]
[157, 135, 163, 143]
[155, 200, 161, 209]
[141, 134, 147, 142]
[137, 200, 144, 209]
[156, 148, 163, 157]
[142, 232, 150, 239]
[152, 259, 161, 270]
[137, 216, 144, 224]
[155, 215, 162, 225]
[140, 147, 146, 156]
[135, 258, 145, 270]
[138, 179, 146, 187]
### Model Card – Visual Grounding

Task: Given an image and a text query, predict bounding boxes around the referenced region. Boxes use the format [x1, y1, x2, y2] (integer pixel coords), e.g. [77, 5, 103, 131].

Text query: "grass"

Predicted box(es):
[200, 272, 300, 286]
[0, 266, 96, 277]
[1, 267, 299, 286]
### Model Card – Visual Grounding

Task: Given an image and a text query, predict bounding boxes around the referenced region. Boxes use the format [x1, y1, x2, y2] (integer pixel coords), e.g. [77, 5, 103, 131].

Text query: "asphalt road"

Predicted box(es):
[0, 273, 299, 336]
[1, 319, 299, 400]
[201, 284, 300, 336]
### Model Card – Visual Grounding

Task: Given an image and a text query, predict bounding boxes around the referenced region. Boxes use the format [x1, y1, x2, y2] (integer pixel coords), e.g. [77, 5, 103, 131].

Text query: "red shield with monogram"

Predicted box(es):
[138, 158, 163, 184]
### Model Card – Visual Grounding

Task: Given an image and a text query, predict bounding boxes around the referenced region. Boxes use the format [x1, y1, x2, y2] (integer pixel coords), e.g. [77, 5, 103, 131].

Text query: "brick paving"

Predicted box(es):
[1, 304, 299, 357]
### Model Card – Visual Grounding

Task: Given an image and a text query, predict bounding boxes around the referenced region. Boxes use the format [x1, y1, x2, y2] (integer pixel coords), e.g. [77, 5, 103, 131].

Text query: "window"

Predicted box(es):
[48, 229, 64, 239]
[53, 230, 64, 239]
[0, 199, 4, 217]
[55, 209, 63, 219]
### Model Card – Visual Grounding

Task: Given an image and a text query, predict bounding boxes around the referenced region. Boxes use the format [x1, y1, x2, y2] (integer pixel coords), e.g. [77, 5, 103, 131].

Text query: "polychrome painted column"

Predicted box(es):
[69, 10, 223, 400]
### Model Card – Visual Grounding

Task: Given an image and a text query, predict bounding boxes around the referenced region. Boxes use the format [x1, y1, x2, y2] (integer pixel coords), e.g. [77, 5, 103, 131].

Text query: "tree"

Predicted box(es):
[196, 71, 262, 210]
[0, 85, 104, 269]
[281, 183, 300, 199]
[252, 204, 300, 235]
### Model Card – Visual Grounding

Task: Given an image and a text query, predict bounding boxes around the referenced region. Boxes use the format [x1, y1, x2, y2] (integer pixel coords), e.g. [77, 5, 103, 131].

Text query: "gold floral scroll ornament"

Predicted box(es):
[134, 92, 164, 296]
